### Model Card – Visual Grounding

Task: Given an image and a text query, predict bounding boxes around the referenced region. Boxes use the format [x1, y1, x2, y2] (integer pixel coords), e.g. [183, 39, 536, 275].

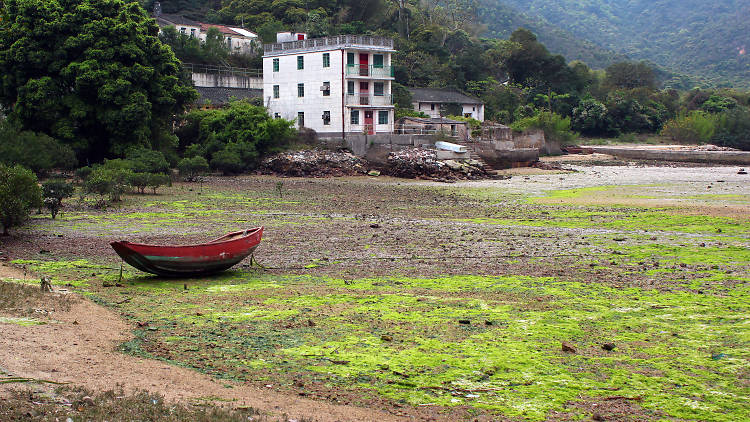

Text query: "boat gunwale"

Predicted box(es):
[110, 227, 263, 251]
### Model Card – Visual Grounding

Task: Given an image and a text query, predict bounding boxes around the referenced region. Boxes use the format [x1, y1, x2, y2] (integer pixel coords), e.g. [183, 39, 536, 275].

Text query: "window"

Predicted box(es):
[297, 56, 304, 70]
[273, 58, 279, 72]
[273, 85, 279, 99]
[322, 111, 331, 125]
[351, 110, 359, 125]
[347, 52, 355, 66]
[274, 113, 280, 119]
[322, 81, 330, 96]
[431, 104, 435, 111]
[180, 27, 186, 34]
[227, 37, 232, 49]
[298, 112, 304, 128]
[373, 54, 384, 68]
[378, 111, 389, 125]
[190, 28, 196, 38]
[297, 83, 304, 98]
[347, 81, 355, 95]
[323, 53, 330, 68]
[374, 82, 384, 96]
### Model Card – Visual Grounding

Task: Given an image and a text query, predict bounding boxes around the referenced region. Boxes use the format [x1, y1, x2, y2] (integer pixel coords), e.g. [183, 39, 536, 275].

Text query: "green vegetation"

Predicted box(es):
[0, 119, 77, 174]
[42, 179, 74, 219]
[0, 163, 41, 235]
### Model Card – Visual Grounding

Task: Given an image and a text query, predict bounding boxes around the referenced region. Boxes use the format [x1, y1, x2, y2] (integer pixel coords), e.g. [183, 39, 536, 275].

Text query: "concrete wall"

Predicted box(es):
[588, 147, 750, 165]
[192, 73, 263, 89]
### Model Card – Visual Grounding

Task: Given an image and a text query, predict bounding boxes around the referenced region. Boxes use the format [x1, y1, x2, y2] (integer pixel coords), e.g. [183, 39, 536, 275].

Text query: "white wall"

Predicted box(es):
[414, 102, 484, 122]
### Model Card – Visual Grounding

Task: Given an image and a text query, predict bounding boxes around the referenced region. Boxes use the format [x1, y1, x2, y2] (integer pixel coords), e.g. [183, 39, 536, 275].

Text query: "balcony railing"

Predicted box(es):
[345, 64, 394, 78]
[264, 35, 394, 54]
[182, 63, 262, 78]
[345, 94, 393, 106]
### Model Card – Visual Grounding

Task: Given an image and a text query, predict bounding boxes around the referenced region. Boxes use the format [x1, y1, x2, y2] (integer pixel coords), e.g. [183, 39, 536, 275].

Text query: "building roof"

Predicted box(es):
[195, 87, 263, 106]
[157, 14, 201, 27]
[201, 24, 256, 39]
[264, 35, 395, 56]
[409, 88, 483, 105]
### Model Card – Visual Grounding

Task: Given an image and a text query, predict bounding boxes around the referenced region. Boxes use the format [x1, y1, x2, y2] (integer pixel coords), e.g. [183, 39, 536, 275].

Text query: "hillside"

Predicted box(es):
[487, 0, 750, 88]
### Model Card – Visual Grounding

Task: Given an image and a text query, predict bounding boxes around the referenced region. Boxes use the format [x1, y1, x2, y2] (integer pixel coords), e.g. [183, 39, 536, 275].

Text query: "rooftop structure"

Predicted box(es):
[263, 35, 395, 55]
[409, 88, 485, 121]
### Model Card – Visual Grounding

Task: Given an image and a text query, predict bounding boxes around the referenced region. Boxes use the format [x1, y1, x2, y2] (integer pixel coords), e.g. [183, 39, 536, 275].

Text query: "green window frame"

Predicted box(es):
[322, 81, 330, 96]
[297, 56, 304, 70]
[374, 82, 384, 96]
[378, 111, 389, 125]
[373, 54, 384, 68]
[273, 58, 279, 72]
[347, 52, 355, 66]
[323, 53, 330, 68]
[298, 112, 304, 127]
[297, 83, 304, 98]
[351, 110, 359, 125]
[347, 81, 355, 95]
[273, 85, 279, 99]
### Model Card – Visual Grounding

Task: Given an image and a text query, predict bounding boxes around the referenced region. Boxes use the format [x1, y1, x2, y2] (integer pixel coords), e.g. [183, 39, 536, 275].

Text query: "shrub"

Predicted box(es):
[511, 111, 578, 145]
[85, 166, 132, 202]
[128, 172, 151, 194]
[711, 108, 750, 150]
[0, 164, 42, 235]
[661, 111, 716, 144]
[42, 179, 74, 219]
[572, 98, 614, 136]
[75, 166, 93, 182]
[178, 156, 209, 181]
[0, 121, 77, 174]
[125, 147, 170, 174]
[210, 149, 243, 175]
[147, 173, 171, 194]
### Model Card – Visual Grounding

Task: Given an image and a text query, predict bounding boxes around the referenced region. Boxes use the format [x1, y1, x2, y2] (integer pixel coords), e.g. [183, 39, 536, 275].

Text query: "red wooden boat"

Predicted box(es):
[110, 227, 263, 277]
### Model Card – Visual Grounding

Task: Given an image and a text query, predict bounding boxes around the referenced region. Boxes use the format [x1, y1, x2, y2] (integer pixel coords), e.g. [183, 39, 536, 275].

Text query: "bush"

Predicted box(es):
[85, 166, 133, 203]
[711, 108, 750, 150]
[572, 98, 614, 136]
[0, 164, 42, 235]
[0, 121, 77, 174]
[42, 179, 75, 219]
[511, 111, 578, 145]
[661, 111, 716, 144]
[210, 149, 243, 175]
[128, 172, 151, 194]
[75, 166, 93, 182]
[125, 147, 170, 174]
[178, 156, 209, 181]
[147, 173, 171, 194]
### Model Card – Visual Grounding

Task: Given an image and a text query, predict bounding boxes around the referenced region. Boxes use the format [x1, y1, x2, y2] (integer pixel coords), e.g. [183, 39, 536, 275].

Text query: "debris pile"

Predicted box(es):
[260, 150, 368, 177]
[384, 148, 493, 181]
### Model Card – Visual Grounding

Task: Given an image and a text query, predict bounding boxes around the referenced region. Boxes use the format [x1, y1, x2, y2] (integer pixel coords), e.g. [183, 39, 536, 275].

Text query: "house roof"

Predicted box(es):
[195, 87, 263, 106]
[157, 14, 201, 27]
[408, 88, 483, 105]
[201, 24, 256, 39]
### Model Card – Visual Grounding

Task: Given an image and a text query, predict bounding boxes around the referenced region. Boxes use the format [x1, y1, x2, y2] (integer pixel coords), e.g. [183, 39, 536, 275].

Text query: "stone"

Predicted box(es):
[561, 342, 576, 353]
[381, 334, 393, 342]
[602, 343, 616, 351]
[367, 170, 381, 176]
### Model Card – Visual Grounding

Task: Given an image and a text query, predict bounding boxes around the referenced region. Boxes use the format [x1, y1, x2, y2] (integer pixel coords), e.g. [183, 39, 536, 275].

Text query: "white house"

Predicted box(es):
[199, 23, 258, 55]
[409, 88, 485, 122]
[263, 34, 396, 136]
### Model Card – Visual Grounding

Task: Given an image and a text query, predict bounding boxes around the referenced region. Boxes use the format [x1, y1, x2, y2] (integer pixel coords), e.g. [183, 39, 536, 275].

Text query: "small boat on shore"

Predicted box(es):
[110, 227, 263, 277]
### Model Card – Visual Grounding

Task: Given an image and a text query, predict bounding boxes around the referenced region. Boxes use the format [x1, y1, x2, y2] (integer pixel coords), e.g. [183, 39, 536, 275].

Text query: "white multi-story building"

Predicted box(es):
[263, 35, 396, 136]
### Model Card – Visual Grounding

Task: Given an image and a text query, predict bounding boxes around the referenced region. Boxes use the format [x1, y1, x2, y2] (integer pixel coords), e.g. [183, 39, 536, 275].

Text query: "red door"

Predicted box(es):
[364, 111, 374, 134]
[359, 53, 369, 76]
[359, 82, 369, 105]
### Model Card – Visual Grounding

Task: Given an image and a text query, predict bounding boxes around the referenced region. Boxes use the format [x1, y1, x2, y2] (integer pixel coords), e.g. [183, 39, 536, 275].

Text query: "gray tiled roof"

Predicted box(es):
[195, 87, 263, 106]
[157, 14, 201, 27]
[409, 88, 483, 105]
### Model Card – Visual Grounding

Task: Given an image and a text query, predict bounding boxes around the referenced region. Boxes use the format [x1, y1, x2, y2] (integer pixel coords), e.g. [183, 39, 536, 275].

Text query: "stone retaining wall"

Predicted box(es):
[588, 147, 750, 165]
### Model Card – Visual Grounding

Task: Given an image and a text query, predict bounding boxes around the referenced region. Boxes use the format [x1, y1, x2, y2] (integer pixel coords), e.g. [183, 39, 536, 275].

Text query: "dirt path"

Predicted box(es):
[0, 271, 406, 422]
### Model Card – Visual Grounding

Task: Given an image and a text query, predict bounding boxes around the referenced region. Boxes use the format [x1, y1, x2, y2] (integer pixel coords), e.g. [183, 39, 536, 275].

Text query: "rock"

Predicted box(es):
[370, 223, 381, 229]
[458, 319, 471, 325]
[561, 342, 577, 353]
[381, 334, 393, 342]
[738, 168, 747, 175]
[81, 396, 95, 406]
[444, 160, 462, 171]
[602, 343, 616, 351]
[367, 170, 381, 176]
[307, 319, 316, 327]
[260, 149, 368, 177]
[592, 412, 605, 421]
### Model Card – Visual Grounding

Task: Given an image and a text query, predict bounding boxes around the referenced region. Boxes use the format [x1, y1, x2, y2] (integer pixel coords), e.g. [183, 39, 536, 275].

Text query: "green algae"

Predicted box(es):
[0, 316, 46, 326]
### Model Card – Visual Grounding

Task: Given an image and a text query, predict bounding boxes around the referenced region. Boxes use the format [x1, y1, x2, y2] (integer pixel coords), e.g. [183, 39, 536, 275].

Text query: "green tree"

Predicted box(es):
[0, 120, 77, 174]
[605, 62, 657, 90]
[177, 156, 209, 181]
[0, 163, 42, 235]
[41, 179, 74, 219]
[0, 0, 197, 162]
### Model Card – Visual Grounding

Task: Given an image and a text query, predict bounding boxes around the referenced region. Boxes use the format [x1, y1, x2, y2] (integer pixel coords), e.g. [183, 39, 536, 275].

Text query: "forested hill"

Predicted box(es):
[485, 0, 750, 89]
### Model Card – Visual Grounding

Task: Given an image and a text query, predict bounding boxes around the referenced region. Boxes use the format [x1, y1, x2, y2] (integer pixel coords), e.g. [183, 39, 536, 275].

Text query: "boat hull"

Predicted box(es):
[110, 227, 263, 277]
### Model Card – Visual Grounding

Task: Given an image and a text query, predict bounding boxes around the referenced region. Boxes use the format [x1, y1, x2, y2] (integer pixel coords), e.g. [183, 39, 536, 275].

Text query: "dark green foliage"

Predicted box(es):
[701, 95, 738, 114]
[605, 62, 657, 90]
[84, 162, 134, 202]
[176, 100, 295, 174]
[661, 111, 716, 144]
[147, 173, 171, 194]
[511, 111, 577, 145]
[0, 120, 77, 174]
[711, 108, 750, 151]
[42, 179, 74, 219]
[128, 172, 152, 195]
[178, 156, 210, 181]
[75, 166, 93, 182]
[125, 148, 170, 174]
[0, 163, 42, 235]
[0, 0, 197, 162]
[572, 98, 613, 136]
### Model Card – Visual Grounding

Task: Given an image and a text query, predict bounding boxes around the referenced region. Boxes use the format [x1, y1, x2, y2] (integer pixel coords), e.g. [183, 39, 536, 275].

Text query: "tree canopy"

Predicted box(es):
[0, 0, 197, 162]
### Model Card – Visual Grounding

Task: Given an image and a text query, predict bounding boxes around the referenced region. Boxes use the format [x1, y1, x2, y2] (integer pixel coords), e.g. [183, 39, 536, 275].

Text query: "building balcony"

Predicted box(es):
[345, 64, 394, 78]
[345, 94, 393, 106]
